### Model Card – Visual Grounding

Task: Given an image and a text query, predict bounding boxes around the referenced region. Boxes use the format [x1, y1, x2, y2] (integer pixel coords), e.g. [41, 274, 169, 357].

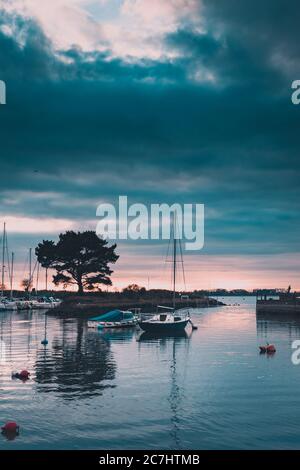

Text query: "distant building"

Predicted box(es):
[256, 288, 300, 314]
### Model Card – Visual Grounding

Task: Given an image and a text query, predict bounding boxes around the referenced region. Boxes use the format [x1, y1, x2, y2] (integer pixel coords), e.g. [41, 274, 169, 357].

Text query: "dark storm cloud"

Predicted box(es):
[0, 3, 300, 256]
[202, 0, 300, 62]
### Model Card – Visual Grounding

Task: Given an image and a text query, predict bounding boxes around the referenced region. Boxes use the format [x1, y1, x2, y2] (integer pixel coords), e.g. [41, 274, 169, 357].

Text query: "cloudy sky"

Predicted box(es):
[0, 0, 300, 291]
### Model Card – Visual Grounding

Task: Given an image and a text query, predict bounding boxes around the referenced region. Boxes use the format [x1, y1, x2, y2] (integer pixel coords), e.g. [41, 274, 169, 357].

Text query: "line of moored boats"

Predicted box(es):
[0, 296, 62, 311]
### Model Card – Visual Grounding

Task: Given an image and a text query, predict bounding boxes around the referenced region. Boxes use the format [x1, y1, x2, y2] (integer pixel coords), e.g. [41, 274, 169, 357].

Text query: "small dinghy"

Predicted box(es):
[259, 343, 276, 354]
[88, 309, 138, 329]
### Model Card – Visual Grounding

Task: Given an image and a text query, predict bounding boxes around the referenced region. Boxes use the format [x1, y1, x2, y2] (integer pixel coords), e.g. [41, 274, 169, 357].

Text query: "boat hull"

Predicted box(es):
[88, 320, 137, 329]
[138, 319, 189, 333]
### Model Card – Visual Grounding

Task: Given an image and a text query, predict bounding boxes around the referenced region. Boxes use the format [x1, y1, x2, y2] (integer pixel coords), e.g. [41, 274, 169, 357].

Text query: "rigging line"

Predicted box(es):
[178, 236, 186, 292]
[21, 252, 28, 278]
[165, 232, 172, 263]
[162, 227, 172, 281]
[30, 259, 38, 282]
[5, 231, 11, 285]
[27, 258, 38, 288]
[172, 213, 177, 304]
[1, 225, 5, 296]
[36, 262, 40, 292]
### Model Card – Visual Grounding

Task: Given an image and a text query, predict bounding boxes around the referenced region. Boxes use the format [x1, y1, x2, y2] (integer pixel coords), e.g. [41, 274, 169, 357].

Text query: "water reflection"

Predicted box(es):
[137, 331, 191, 449]
[98, 327, 136, 343]
[35, 319, 116, 400]
[3, 300, 300, 450]
[256, 311, 300, 341]
[137, 330, 189, 342]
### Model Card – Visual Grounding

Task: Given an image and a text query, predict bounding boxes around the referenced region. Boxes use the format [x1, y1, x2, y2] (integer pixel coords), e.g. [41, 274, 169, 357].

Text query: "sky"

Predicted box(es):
[0, 0, 300, 291]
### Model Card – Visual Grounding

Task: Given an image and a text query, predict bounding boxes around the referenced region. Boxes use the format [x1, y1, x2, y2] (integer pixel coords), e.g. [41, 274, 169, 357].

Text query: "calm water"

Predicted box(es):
[1, 296, 300, 450]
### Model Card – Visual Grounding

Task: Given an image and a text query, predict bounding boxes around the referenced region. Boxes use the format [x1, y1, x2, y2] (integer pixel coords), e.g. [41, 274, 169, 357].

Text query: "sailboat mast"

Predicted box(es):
[29, 247, 32, 297]
[36, 262, 40, 295]
[1, 222, 6, 298]
[10, 252, 14, 299]
[172, 215, 177, 309]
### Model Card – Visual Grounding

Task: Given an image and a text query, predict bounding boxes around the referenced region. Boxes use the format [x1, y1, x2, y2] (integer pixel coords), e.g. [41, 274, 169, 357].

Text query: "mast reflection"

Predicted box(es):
[137, 330, 190, 448]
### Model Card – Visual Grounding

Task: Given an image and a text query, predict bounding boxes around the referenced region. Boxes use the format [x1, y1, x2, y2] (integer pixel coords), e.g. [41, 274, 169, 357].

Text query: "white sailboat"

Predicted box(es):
[19, 249, 62, 310]
[138, 215, 193, 333]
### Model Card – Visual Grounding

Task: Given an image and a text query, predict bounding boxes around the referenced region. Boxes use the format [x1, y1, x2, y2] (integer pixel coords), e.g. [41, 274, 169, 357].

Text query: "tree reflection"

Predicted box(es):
[35, 319, 116, 400]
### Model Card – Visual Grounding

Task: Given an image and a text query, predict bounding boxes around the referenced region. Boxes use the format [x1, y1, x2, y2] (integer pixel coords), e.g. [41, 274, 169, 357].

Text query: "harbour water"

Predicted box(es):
[1, 296, 300, 449]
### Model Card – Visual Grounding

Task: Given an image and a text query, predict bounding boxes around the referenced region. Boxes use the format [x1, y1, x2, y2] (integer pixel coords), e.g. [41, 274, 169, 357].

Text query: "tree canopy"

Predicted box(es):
[122, 284, 146, 298]
[35, 231, 118, 293]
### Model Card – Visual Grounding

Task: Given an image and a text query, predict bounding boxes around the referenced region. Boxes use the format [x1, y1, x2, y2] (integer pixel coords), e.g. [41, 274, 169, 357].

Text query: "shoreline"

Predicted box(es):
[48, 296, 226, 318]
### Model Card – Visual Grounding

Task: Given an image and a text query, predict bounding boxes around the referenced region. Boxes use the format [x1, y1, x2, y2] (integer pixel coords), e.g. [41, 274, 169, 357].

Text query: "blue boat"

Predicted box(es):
[88, 309, 138, 329]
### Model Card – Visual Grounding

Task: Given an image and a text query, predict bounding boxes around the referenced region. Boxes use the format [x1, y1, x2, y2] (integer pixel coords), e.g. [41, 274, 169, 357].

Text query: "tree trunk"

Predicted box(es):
[77, 277, 84, 294]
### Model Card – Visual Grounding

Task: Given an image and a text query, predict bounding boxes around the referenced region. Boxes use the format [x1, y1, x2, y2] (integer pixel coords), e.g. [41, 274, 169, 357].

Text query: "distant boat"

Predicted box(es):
[29, 297, 62, 310]
[88, 309, 138, 329]
[138, 215, 192, 333]
[0, 299, 17, 311]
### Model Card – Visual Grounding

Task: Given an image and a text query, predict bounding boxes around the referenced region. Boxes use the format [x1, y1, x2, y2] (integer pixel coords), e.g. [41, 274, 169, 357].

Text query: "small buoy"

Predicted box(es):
[41, 339, 48, 345]
[1, 422, 19, 434]
[259, 344, 276, 354]
[12, 370, 30, 380]
[19, 370, 30, 380]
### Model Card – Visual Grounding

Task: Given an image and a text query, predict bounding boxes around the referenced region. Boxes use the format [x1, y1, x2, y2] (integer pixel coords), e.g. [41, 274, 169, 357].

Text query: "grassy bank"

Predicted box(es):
[48, 293, 226, 318]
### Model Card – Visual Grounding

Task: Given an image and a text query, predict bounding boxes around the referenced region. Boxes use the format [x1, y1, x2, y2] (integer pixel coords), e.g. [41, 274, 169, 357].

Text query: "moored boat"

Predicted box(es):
[0, 299, 18, 311]
[30, 297, 62, 309]
[138, 306, 190, 333]
[138, 215, 195, 334]
[88, 309, 138, 329]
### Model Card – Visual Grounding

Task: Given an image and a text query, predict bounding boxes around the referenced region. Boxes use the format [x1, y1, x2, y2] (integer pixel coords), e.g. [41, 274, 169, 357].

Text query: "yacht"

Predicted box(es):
[138, 216, 193, 333]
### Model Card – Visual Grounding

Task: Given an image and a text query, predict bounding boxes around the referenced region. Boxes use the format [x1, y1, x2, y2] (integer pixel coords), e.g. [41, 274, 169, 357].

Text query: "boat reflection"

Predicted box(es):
[34, 318, 116, 400]
[137, 329, 191, 449]
[136, 329, 189, 342]
[95, 326, 136, 343]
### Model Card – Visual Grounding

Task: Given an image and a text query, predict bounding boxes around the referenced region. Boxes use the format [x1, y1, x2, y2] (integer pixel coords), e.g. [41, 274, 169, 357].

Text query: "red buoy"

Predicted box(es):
[1, 422, 19, 433]
[259, 344, 276, 354]
[19, 370, 30, 380]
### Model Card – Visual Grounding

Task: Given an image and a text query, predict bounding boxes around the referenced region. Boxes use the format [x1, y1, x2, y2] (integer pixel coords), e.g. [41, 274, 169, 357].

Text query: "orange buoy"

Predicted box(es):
[266, 344, 276, 353]
[19, 370, 30, 380]
[259, 344, 276, 354]
[1, 422, 19, 433]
